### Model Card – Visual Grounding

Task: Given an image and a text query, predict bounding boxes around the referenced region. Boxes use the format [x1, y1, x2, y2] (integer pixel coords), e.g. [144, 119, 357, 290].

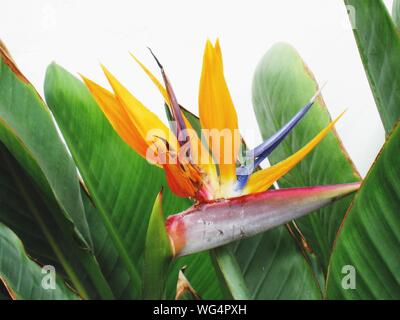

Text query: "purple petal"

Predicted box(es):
[148, 48, 187, 144]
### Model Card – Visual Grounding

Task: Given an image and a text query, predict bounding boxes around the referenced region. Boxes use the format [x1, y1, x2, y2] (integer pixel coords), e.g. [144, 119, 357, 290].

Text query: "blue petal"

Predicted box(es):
[235, 86, 324, 191]
[252, 100, 313, 160]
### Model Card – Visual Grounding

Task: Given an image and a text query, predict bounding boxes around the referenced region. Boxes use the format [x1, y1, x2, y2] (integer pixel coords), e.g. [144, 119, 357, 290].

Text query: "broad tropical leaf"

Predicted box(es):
[0, 45, 90, 245]
[232, 226, 321, 299]
[345, 0, 400, 134]
[252, 42, 360, 275]
[44, 63, 223, 299]
[0, 139, 113, 299]
[0, 222, 78, 300]
[0, 50, 113, 299]
[326, 121, 400, 299]
[81, 189, 136, 299]
[0, 141, 58, 267]
[393, 0, 400, 30]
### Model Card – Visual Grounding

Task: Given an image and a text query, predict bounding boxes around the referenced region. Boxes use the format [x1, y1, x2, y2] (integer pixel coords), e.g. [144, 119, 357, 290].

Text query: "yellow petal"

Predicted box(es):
[199, 40, 240, 185]
[181, 116, 219, 193]
[214, 38, 223, 69]
[130, 53, 194, 133]
[244, 112, 345, 195]
[81, 75, 149, 158]
[100, 65, 178, 152]
[129, 53, 171, 105]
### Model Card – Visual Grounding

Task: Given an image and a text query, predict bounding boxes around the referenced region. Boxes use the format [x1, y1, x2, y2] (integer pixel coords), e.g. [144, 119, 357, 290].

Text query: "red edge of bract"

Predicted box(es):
[165, 214, 186, 257]
[189, 182, 361, 213]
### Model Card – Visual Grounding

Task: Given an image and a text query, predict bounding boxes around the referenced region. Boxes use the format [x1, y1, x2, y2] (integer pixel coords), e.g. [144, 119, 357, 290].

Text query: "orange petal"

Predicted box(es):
[163, 161, 201, 199]
[81, 75, 149, 158]
[244, 112, 345, 195]
[100, 65, 178, 153]
[155, 137, 211, 201]
[199, 40, 240, 185]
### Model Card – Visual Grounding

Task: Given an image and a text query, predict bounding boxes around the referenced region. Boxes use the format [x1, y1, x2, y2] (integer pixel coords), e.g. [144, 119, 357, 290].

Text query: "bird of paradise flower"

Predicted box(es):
[81, 40, 360, 257]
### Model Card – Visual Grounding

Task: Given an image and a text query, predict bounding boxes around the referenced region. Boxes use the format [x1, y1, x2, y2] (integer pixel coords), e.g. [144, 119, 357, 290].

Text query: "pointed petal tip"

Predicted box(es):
[244, 111, 348, 195]
[129, 51, 136, 58]
[204, 39, 214, 53]
[147, 47, 163, 69]
[242, 85, 327, 179]
[79, 73, 97, 93]
[335, 109, 347, 122]
[79, 73, 100, 91]
[204, 38, 220, 49]
[78, 72, 88, 82]
[100, 64, 116, 85]
[310, 81, 327, 104]
[129, 51, 142, 65]
[100, 63, 112, 77]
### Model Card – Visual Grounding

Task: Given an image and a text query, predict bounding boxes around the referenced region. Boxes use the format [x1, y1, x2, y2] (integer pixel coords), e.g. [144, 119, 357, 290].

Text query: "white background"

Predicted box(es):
[1, 0, 393, 176]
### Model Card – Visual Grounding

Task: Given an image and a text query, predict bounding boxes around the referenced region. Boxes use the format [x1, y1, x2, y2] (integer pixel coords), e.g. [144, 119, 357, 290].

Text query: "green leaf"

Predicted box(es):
[143, 190, 173, 299]
[211, 247, 250, 300]
[181, 106, 202, 138]
[0, 141, 59, 267]
[44, 63, 223, 299]
[0, 222, 78, 300]
[345, 0, 400, 134]
[0, 140, 114, 299]
[252, 42, 360, 275]
[84, 186, 222, 300]
[80, 188, 136, 299]
[393, 0, 400, 30]
[0, 52, 113, 299]
[326, 121, 400, 299]
[45, 62, 148, 298]
[231, 226, 321, 299]
[0, 49, 91, 246]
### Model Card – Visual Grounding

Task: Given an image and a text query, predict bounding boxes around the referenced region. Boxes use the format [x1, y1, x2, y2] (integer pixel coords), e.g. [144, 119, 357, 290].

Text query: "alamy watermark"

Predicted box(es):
[341, 265, 356, 290]
[145, 124, 247, 167]
[342, 5, 357, 30]
[41, 265, 56, 290]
